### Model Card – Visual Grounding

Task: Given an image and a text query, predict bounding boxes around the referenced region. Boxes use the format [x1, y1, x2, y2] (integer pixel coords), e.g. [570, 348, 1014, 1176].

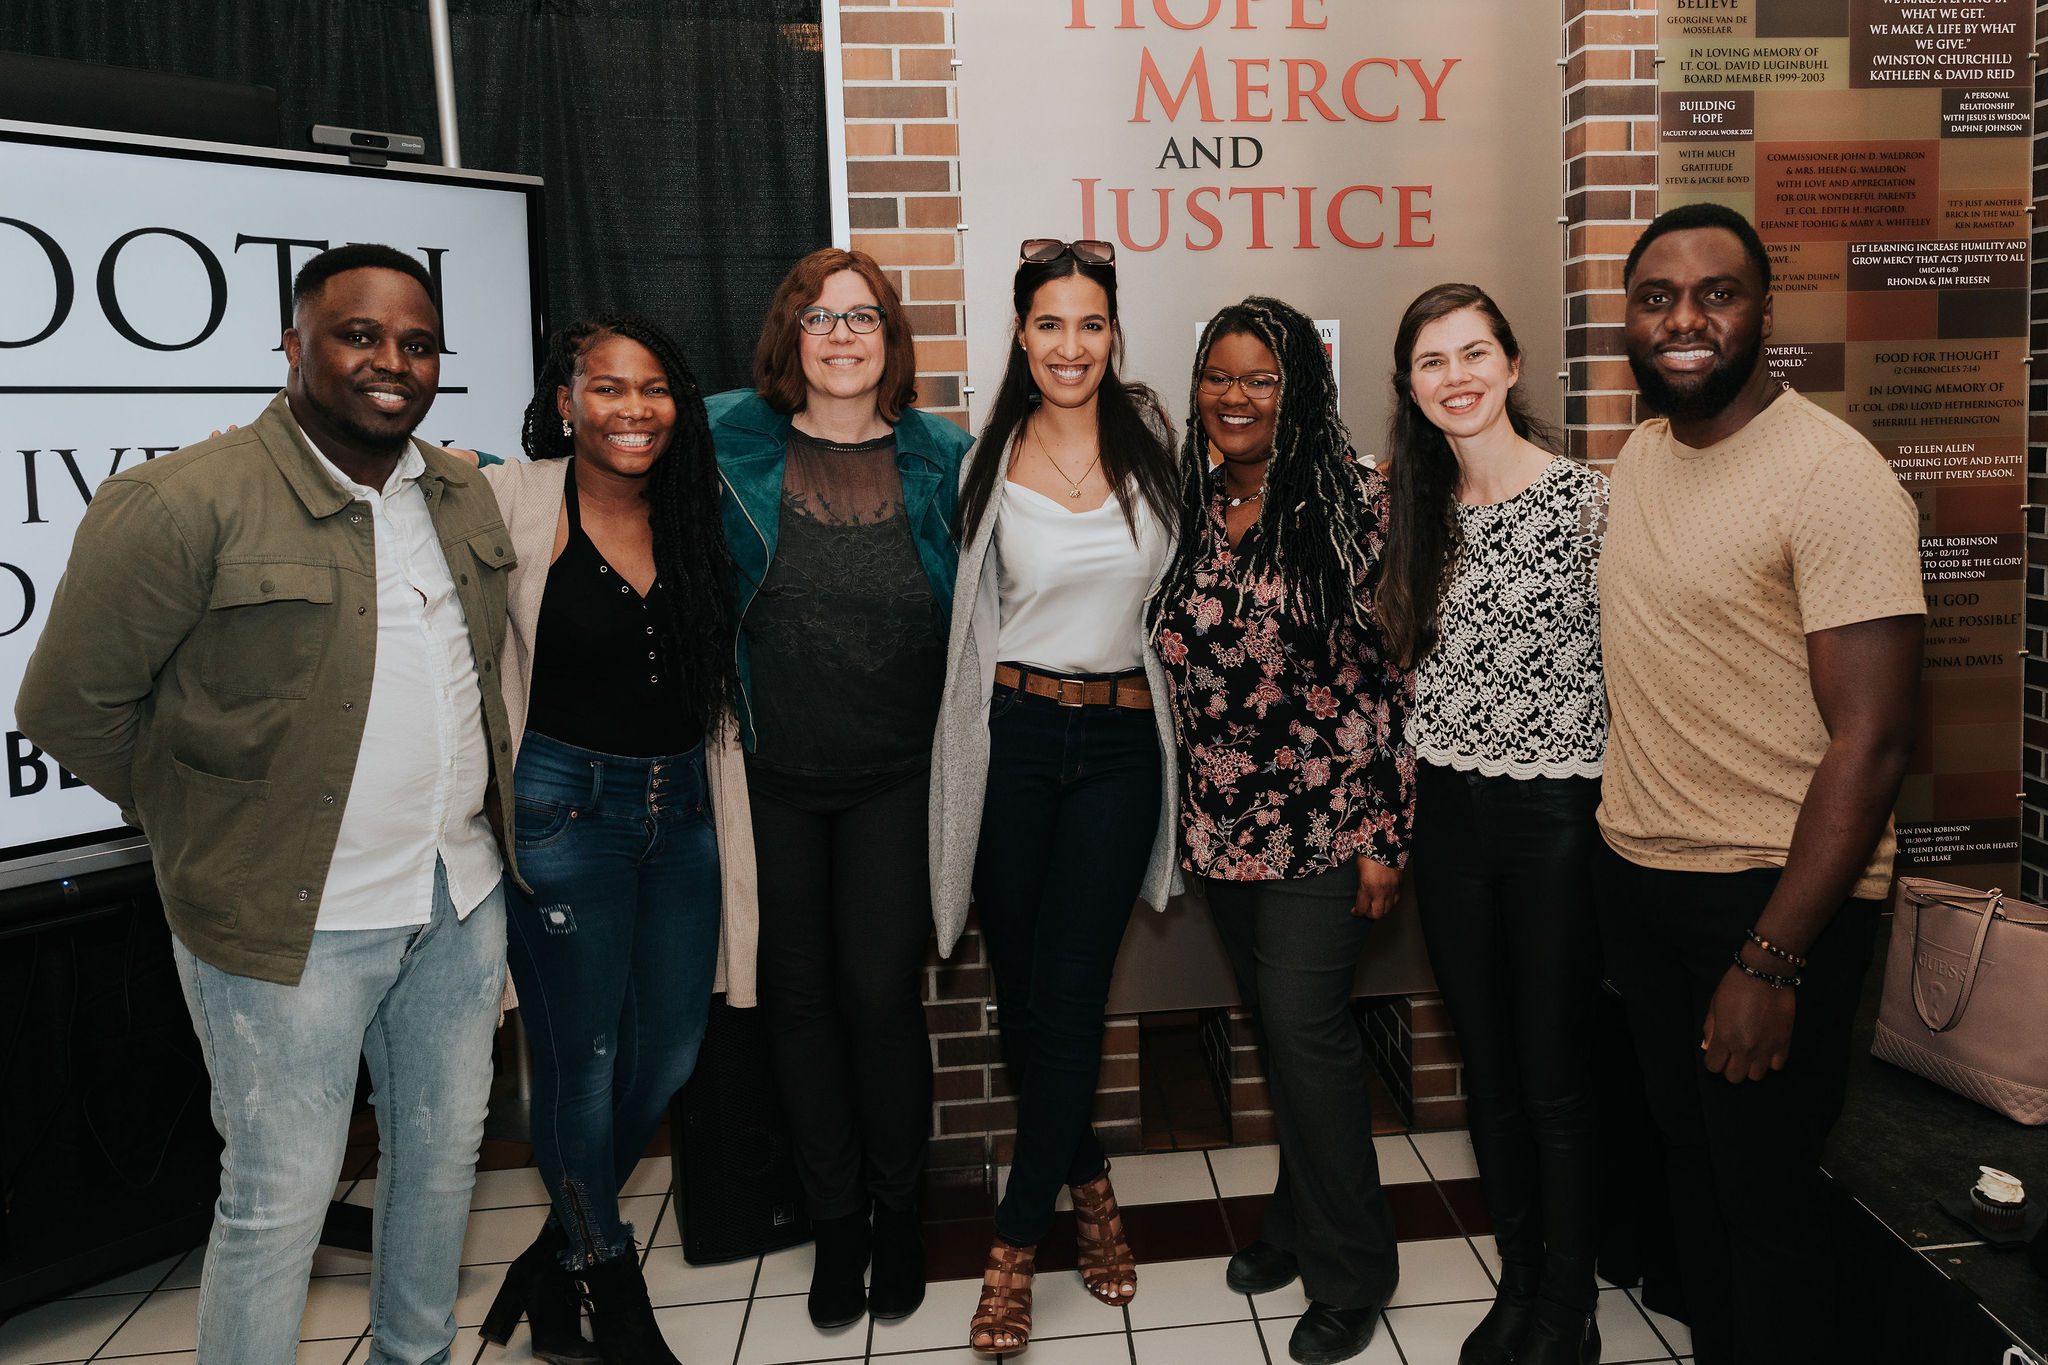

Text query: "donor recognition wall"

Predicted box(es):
[954, 0, 1563, 443]
[1658, 0, 2033, 890]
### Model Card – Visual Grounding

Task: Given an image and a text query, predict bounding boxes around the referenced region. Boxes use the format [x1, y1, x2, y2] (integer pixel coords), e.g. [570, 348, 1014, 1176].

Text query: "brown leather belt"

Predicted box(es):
[995, 663, 1152, 711]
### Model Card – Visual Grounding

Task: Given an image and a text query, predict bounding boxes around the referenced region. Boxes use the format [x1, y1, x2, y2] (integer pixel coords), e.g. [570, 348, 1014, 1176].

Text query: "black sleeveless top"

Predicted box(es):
[527, 469, 701, 758]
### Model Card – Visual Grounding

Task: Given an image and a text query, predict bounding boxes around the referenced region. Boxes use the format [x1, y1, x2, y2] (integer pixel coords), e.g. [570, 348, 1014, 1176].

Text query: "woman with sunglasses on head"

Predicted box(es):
[1378, 284, 1607, 1365]
[708, 247, 974, 1333]
[1152, 297, 1414, 1365]
[929, 239, 1181, 1355]
[472, 314, 750, 1365]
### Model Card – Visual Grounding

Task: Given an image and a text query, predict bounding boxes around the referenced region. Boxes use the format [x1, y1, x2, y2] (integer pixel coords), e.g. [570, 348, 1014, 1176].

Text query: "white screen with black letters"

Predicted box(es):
[0, 123, 542, 878]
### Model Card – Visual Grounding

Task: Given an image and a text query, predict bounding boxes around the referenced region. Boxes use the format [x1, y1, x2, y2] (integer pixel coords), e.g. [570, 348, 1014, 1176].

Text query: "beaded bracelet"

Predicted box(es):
[1731, 951, 1800, 990]
[1745, 929, 1808, 969]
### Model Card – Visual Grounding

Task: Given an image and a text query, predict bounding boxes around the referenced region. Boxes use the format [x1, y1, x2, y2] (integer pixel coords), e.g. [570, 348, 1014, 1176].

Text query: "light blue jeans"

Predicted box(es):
[173, 860, 506, 1365]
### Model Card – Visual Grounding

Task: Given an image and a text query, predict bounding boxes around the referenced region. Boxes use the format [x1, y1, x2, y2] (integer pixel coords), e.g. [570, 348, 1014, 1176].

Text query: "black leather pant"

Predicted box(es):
[1411, 762, 1603, 1317]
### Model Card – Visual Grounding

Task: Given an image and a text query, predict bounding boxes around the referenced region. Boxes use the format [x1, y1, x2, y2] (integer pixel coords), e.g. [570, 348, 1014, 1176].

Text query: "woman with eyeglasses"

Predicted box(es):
[1378, 285, 1606, 1365]
[1152, 298, 1414, 1365]
[929, 239, 1181, 1355]
[708, 247, 973, 1333]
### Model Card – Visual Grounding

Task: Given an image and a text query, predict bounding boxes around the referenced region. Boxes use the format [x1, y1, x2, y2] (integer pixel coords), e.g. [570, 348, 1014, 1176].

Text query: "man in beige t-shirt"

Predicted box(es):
[1598, 203, 1923, 1365]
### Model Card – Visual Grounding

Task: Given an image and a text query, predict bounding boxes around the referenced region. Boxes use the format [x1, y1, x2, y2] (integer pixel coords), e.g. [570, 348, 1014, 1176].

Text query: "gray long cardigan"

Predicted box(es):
[927, 435, 1183, 958]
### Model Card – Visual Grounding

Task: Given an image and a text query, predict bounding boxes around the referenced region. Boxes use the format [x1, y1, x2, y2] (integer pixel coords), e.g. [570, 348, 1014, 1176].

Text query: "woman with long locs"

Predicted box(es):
[929, 239, 1181, 1356]
[1151, 297, 1415, 1365]
[1379, 283, 1608, 1365]
[475, 314, 754, 1365]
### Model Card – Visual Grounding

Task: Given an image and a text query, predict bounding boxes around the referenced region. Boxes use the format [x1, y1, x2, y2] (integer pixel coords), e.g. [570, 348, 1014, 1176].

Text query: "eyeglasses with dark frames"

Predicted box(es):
[1198, 370, 1281, 400]
[1019, 238, 1117, 266]
[796, 306, 886, 336]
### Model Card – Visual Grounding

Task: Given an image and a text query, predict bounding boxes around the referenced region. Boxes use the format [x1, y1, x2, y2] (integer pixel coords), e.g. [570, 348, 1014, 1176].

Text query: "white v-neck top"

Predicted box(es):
[993, 480, 1167, 675]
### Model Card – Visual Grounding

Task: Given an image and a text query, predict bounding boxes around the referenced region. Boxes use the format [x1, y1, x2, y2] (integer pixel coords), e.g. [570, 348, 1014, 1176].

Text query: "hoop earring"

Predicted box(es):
[561, 418, 573, 437]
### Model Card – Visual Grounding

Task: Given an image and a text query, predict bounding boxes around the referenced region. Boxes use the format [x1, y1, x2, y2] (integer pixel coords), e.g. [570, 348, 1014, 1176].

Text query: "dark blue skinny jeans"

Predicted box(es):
[504, 731, 721, 1268]
[974, 672, 1162, 1248]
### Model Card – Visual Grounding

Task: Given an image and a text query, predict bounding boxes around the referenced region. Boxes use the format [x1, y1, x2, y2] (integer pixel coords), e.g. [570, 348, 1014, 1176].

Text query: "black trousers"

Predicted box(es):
[1205, 863, 1400, 1310]
[748, 760, 935, 1220]
[1410, 763, 1602, 1317]
[1595, 843, 1879, 1365]
[974, 681, 1162, 1247]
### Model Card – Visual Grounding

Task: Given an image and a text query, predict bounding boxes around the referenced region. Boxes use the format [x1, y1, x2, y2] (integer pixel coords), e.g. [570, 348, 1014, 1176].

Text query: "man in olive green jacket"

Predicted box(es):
[17, 244, 519, 1365]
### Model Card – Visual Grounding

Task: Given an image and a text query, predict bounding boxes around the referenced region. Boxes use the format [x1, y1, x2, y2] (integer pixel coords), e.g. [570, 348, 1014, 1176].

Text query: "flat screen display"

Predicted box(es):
[0, 120, 546, 890]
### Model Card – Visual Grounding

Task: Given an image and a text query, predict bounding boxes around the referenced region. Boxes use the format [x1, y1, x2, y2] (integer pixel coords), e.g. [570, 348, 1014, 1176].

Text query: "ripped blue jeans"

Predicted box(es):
[505, 731, 720, 1267]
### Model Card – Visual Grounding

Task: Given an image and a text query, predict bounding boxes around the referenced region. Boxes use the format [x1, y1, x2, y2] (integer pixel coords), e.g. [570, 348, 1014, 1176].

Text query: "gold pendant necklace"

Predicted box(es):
[1032, 422, 1101, 499]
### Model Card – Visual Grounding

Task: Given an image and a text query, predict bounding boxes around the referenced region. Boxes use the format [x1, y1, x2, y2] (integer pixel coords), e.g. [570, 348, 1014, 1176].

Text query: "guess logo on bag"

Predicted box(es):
[1915, 951, 1965, 982]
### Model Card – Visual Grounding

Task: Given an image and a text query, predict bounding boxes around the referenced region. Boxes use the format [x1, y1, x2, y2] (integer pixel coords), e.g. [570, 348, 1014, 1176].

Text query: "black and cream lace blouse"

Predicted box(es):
[1405, 457, 1608, 779]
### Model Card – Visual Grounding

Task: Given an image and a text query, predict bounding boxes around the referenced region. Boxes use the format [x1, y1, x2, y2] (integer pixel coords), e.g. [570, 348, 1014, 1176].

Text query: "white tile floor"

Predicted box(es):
[3, 1140, 1697, 1364]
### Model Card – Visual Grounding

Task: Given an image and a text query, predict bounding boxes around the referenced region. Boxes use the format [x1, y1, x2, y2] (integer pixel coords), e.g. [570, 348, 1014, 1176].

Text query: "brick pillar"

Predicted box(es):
[1361, 997, 1469, 1131]
[1563, 0, 1659, 473]
[840, 0, 969, 429]
[924, 917, 1145, 1171]
[926, 923, 998, 1172]
[1202, 1008, 1276, 1144]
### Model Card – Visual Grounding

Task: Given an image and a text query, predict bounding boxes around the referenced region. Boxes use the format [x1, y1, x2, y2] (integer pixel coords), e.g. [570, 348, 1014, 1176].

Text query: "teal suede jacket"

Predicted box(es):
[707, 388, 974, 751]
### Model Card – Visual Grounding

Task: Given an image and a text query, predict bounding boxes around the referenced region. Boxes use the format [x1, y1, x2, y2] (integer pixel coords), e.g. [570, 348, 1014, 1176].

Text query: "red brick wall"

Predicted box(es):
[1564, 0, 1659, 472]
[840, 0, 969, 428]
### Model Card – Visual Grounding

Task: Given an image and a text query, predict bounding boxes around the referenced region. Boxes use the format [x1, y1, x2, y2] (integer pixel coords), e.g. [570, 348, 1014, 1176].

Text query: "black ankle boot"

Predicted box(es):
[1518, 1308, 1600, 1365]
[479, 1224, 602, 1364]
[1459, 1282, 1538, 1365]
[808, 1209, 873, 1329]
[868, 1201, 926, 1320]
[576, 1250, 682, 1365]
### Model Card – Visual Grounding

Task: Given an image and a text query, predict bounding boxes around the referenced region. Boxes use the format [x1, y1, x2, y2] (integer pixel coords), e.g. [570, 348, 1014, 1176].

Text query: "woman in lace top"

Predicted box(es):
[1151, 297, 1413, 1365]
[1377, 283, 1608, 1365]
[708, 249, 973, 1333]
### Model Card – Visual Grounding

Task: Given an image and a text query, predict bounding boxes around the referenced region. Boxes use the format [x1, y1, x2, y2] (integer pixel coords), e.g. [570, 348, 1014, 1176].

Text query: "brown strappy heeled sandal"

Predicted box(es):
[969, 1240, 1036, 1356]
[1070, 1163, 1137, 1305]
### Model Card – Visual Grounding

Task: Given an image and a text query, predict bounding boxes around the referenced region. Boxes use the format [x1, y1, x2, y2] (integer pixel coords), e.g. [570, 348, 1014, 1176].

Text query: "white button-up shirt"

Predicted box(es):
[300, 424, 500, 929]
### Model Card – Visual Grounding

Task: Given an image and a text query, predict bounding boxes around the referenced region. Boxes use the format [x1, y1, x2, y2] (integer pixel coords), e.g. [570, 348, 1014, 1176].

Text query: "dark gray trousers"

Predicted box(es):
[1205, 862, 1400, 1310]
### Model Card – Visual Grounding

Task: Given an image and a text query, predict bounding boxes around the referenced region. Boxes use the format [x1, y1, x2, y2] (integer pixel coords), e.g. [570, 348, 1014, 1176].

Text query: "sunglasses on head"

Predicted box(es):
[1020, 238, 1116, 266]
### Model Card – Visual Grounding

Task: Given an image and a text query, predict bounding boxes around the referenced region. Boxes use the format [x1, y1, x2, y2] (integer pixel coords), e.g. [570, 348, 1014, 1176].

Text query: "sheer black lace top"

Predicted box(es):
[743, 427, 945, 775]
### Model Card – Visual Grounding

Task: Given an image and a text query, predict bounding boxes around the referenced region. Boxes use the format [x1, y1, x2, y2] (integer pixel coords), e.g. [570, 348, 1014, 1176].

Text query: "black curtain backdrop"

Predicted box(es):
[0, 0, 831, 394]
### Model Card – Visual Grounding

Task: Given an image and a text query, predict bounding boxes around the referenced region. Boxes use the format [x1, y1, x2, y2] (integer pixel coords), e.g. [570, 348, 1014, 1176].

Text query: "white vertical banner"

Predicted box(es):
[955, 0, 1562, 450]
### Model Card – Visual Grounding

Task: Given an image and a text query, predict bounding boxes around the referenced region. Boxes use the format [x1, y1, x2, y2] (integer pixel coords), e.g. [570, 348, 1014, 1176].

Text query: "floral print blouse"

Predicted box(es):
[1156, 463, 1415, 881]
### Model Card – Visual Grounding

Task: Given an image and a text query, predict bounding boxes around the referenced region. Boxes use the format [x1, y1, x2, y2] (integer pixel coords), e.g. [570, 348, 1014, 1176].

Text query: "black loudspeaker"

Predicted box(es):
[669, 1000, 810, 1264]
[1, 879, 222, 1317]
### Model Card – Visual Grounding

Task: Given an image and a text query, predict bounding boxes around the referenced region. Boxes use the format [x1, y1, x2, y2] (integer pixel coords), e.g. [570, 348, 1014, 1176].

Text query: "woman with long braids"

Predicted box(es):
[1379, 284, 1607, 1365]
[1152, 297, 1413, 1365]
[474, 314, 755, 1365]
[928, 239, 1180, 1355]
[710, 248, 973, 1334]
